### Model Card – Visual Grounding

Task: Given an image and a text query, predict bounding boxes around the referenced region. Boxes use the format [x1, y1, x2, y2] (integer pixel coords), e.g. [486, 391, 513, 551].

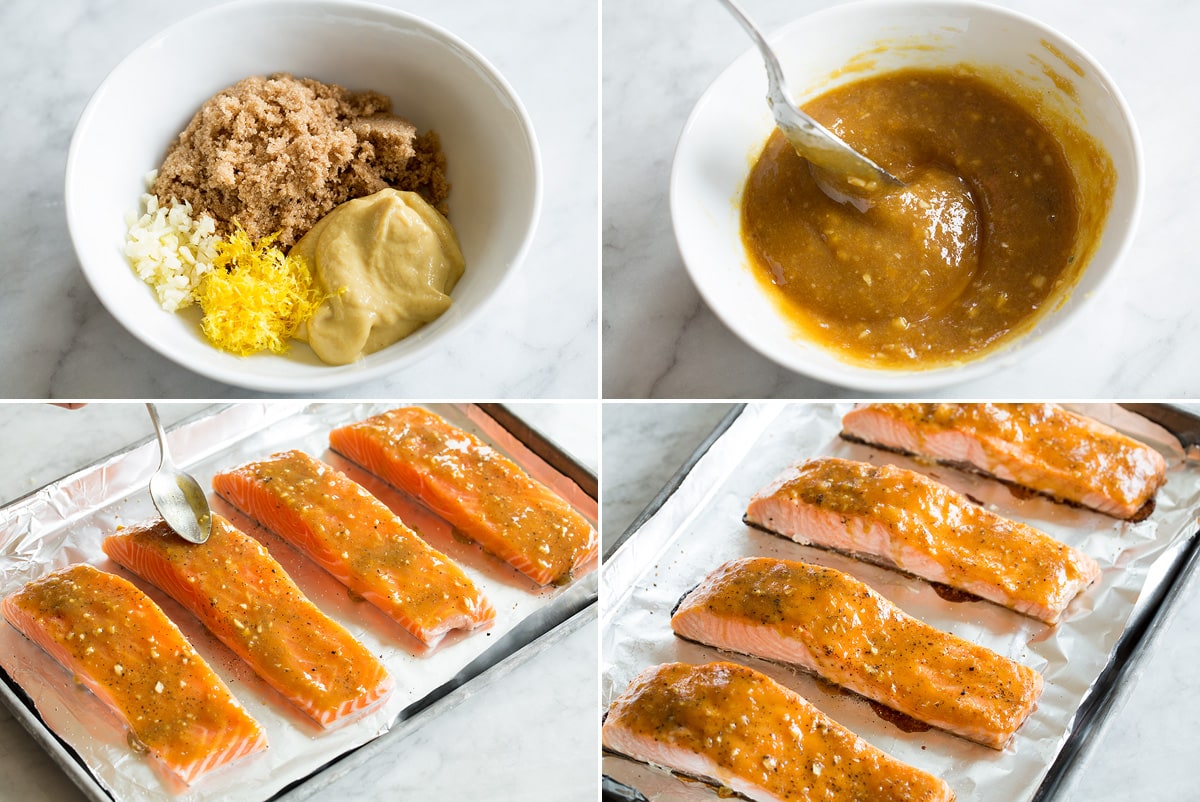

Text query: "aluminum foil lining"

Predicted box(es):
[0, 402, 596, 802]
[601, 402, 1200, 802]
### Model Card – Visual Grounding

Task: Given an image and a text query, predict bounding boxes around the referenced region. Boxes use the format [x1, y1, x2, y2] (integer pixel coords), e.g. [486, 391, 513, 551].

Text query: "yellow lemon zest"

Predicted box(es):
[196, 225, 325, 356]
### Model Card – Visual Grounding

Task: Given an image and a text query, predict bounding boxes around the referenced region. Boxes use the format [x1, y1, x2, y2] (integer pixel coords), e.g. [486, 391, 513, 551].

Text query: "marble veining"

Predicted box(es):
[603, 0, 1200, 398]
[0, 403, 598, 801]
[0, 0, 597, 399]
[600, 402, 735, 553]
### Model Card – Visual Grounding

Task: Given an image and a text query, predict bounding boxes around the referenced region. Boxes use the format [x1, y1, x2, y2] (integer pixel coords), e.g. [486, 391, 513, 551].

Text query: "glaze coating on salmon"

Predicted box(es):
[671, 558, 1043, 749]
[2, 564, 266, 784]
[603, 661, 954, 802]
[329, 407, 596, 586]
[103, 516, 394, 728]
[213, 450, 493, 647]
[745, 458, 1100, 624]
[841, 403, 1167, 521]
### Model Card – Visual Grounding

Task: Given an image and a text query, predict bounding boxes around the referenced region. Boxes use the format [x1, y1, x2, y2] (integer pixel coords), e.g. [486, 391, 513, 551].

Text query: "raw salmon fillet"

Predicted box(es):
[213, 449, 493, 647]
[103, 515, 394, 728]
[841, 403, 1167, 521]
[745, 457, 1100, 624]
[2, 564, 266, 784]
[672, 557, 1043, 749]
[329, 407, 596, 586]
[603, 661, 954, 802]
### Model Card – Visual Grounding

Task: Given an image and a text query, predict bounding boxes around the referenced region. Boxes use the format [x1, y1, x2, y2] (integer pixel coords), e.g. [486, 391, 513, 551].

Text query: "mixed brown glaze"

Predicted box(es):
[745, 457, 1100, 624]
[671, 557, 1043, 749]
[841, 403, 1167, 520]
[742, 68, 1113, 368]
[2, 564, 266, 783]
[103, 516, 394, 727]
[330, 407, 597, 586]
[603, 661, 954, 801]
[213, 450, 493, 646]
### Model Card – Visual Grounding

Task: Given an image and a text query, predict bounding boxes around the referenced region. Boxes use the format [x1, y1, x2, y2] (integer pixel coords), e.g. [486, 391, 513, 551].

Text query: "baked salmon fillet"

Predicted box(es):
[103, 515, 394, 728]
[213, 450, 493, 647]
[329, 407, 596, 586]
[841, 403, 1167, 521]
[603, 661, 954, 802]
[671, 558, 1043, 749]
[744, 458, 1100, 624]
[2, 564, 266, 784]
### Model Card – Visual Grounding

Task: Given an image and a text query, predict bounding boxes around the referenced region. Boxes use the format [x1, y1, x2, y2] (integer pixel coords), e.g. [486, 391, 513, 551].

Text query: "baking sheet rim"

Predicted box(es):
[0, 402, 598, 802]
[600, 401, 1200, 801]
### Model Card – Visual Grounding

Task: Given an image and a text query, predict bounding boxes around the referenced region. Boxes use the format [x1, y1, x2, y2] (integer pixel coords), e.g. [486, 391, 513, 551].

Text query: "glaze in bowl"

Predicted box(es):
[671, 0, 1141, 392]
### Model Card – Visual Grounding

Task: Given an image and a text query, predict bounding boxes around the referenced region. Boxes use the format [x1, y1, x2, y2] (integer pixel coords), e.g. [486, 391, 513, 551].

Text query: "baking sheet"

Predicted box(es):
[601, 402, 1200, 801]
[0, 402, 597, 802]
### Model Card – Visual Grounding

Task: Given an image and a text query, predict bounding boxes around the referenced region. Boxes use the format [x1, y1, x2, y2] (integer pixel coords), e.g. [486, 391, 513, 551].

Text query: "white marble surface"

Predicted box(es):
[600, 403, 737, 555]
[602, 0, 1200, 398]
[0, 402, 598, 801]
[602, 402, 1200, 800]
[0, 0, 597, 399]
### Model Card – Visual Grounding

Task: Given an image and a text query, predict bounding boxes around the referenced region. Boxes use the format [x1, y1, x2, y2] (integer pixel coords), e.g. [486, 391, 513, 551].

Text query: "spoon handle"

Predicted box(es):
[145, 402, 171, 470]
[716, 0, 792, 106]
[715, 0, 903, 189]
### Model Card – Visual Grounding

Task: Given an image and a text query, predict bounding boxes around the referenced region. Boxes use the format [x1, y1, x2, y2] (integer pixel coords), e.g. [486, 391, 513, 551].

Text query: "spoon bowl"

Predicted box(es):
[146, 404, 212, 544]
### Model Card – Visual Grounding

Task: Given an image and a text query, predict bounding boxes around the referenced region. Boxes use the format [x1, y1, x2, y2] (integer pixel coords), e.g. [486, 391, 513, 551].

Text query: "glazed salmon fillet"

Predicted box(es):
[744, 458, 1100, 624]
[2, 564, 266, 784]
[841, 403, 1167, 521]
[672, 558, 1043, 749]
[603, 661, 954, 802]
[103, 516, 394, 728]
[213, 450, 493, 647]
[329, 407, 596, 586]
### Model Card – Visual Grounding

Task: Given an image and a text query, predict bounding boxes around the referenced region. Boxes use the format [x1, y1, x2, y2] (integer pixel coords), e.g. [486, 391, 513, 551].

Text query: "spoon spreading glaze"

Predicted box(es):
[146, 403, 212, 544]
[717, 0, 903, 205]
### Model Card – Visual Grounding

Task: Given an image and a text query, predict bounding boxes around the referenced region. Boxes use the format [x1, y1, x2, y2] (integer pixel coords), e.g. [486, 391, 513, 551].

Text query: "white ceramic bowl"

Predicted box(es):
[66, 0, 540, 393]
[671, 0, 1141, 392]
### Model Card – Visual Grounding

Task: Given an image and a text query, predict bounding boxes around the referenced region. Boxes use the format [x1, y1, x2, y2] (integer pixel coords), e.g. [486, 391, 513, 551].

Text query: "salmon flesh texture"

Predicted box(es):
[213, 449, 494, 647]
[744, 457, 1100, 624]
[841, 403, 1167, 521]
[603, 661, 955, 802]
[672, 557, 1043, 749]
[103, 516, 394, 728]
[329, 407, 596, 586]
[2, 564, 267, 784]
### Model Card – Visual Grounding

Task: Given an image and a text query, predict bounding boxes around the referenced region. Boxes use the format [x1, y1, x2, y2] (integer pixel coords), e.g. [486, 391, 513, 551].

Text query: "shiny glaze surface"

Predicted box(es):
[742, 68, 1108, 370]
[672, 558, 1042, 748]
[603, 661, 952, 801]
[213, 450, 492, 645]
[753, 457, 1097, 622]
[1, 564, 265, 783]
[845, 403, 1166, 516]
[103, 516, 393, 726]
[330, 407, 596, 586]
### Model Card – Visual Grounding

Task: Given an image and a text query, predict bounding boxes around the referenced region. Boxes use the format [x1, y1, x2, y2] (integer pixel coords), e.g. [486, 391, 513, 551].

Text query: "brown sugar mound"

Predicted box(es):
[153, 74, 449, 249]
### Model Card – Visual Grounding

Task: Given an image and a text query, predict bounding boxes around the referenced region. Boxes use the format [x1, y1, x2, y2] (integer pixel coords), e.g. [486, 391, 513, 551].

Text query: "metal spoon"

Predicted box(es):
[717, 0, 903, 198]
[146, 403, 212, 544]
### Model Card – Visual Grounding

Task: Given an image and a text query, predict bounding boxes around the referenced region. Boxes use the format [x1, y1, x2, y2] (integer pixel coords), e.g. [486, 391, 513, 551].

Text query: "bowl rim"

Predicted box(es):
[64, 0, 543, 393]
[669, 0, 1144, 393]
